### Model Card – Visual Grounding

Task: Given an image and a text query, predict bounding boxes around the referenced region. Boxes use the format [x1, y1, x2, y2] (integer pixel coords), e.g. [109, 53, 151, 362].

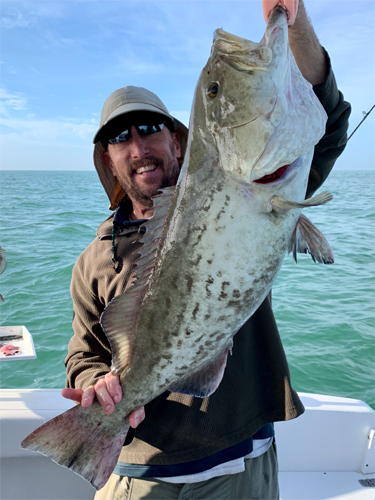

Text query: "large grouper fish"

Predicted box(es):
[21, 6, 334, 490]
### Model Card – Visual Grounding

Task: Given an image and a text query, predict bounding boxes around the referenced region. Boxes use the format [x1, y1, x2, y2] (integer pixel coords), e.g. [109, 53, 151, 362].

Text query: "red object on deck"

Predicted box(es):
[1, 345, 20, 356]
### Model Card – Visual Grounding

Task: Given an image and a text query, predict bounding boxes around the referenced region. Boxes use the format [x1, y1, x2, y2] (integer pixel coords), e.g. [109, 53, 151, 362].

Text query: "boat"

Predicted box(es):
[1, 387, 374, 499]
[0, 325, 374, 499]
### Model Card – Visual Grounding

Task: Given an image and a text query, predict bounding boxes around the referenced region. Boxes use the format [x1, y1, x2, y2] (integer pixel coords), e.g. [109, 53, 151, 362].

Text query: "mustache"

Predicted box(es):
[129, 157, 164, 174]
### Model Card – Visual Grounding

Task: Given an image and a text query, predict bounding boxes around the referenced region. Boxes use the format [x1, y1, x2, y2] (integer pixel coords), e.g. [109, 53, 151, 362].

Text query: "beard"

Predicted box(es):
[125, 157, 174, 207]
[118, 139, 181, 208]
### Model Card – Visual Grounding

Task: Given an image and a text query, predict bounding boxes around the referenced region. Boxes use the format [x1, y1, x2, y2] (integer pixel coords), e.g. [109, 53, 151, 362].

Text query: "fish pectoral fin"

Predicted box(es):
[169, 339, 233, 398]
[270, 191, 333, 214]
[288, 213, 334, 264]
[100, 288, 136, 376]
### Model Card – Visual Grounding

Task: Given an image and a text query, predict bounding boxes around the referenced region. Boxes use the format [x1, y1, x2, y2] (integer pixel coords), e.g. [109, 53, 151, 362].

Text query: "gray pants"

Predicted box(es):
[94, 443, 279, 500]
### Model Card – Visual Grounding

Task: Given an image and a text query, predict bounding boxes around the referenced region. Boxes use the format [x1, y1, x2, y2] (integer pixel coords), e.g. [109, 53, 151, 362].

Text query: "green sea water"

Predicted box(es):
[0, 170, 374, 409]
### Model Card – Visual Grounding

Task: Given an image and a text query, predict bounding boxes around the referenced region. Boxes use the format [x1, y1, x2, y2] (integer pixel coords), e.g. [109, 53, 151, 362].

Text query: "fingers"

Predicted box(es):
[64, 373, 123, 415]
[104, 372, 122, 404]
[262, 0, 298, 26]
[61, 388, 84, 404]
[94, 378, 116, 414]
[81, 386, 96, 408]
[129, 406, 146, 429]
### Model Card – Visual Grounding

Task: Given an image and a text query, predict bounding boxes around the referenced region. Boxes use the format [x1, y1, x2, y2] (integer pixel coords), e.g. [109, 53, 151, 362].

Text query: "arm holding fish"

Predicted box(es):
[286, 0, 351, 194]
[288, 0, 327, 85]
[305, 55, 351, 197]
[64, 257, 145, 428]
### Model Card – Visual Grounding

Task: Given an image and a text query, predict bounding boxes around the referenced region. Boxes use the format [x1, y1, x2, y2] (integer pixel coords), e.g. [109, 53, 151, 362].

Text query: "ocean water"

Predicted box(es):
[0, 170, 374, 409]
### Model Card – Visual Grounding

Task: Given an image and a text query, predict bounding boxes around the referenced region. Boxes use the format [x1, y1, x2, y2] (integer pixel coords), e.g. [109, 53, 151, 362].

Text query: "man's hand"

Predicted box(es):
[62, 372, 145, 429]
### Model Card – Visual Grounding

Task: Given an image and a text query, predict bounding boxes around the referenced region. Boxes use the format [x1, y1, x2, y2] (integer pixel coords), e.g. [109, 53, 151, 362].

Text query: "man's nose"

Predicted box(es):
[128, 126, 150, 158]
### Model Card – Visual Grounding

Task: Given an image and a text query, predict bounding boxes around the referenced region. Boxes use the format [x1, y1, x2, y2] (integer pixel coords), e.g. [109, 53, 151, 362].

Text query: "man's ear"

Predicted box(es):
[102, 151, 116, 176]
[172, 132, 182, 159]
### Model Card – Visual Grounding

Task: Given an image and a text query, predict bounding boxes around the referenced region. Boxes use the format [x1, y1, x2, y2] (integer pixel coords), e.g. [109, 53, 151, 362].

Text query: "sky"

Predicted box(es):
[0, 0, 374, 171]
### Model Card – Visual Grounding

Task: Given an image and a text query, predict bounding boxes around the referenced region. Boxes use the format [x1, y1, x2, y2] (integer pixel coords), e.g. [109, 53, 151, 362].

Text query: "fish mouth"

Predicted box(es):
[212, 6, 288, 72]
[213, 29, 256, 53]
[213, 29, 272, 70]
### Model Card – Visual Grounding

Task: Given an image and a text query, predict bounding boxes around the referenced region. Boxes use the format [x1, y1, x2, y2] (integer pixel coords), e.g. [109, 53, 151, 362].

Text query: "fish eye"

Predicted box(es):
[206, 82, 219, 99]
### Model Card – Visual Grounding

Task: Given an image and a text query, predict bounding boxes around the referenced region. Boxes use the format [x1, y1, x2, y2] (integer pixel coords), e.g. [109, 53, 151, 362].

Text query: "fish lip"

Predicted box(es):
[213, 29, 251, 53]
[261, 5, 288, 49]
[218, 54, 269, 73]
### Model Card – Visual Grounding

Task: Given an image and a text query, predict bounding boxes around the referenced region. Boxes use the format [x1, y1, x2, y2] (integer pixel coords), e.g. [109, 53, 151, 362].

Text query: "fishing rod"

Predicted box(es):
[347, 103, 375, 141]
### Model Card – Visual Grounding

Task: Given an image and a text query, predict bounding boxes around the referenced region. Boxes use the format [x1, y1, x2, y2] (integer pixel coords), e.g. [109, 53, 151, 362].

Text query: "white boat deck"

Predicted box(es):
[0, 389, 374, 500]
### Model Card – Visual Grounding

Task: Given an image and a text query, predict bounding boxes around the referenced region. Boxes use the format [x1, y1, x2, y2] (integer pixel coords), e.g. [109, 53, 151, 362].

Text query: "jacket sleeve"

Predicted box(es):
[65, 256, 112, 390]
[306, 49, 351, 198]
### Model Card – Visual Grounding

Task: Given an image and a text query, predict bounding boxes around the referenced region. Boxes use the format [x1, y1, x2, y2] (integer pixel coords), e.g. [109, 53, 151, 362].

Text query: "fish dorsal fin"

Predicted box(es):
[100, 186, 176, 376]
[270, 191, 333, 214]
[169, 340, 233, 398]
[289, 213, 334, 264]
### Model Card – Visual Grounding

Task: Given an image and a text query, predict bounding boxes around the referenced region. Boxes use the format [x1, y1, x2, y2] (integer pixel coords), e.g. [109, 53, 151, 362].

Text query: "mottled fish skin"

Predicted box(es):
[106, 6, 328, 405]
[21, 7, 331, 490]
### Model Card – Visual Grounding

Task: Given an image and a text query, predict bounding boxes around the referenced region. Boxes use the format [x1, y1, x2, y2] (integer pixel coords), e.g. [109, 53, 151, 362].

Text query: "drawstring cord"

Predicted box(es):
[111, 205, 120, 269]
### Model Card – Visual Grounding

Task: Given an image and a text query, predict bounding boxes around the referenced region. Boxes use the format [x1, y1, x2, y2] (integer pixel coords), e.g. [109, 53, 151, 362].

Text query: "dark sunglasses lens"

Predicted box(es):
[108, 129, 131, 144]
[108, 122, 165, 145]
[138, 123, 164, 136]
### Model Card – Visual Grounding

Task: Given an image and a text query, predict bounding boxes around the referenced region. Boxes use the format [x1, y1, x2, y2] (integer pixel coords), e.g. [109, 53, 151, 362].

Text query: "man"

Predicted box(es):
[63, 1, 351, 498]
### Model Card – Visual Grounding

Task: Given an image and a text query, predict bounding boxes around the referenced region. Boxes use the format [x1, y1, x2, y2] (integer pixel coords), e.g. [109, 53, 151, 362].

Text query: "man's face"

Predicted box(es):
[102, 121, 182, 209]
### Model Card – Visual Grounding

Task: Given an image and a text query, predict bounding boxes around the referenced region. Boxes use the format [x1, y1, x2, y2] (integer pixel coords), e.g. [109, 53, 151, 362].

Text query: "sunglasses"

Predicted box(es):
[107, 122, 167, 145]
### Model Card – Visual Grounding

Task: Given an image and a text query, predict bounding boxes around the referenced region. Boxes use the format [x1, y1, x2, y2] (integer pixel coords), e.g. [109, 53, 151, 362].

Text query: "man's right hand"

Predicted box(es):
[62, 371, 145, 429]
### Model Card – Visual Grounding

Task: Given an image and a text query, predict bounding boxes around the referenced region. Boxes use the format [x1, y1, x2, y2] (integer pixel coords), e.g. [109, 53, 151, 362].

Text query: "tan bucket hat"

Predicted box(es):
[93, 86, 189, 210]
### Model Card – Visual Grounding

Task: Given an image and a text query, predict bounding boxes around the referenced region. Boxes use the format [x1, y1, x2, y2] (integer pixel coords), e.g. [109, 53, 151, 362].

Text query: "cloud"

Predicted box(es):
[40, 31, 85, 51]
[0, 115, 98, 143]
[0, 88, 27, 112]
[0, 1, 66, 29]
[1, 9, 33, 29]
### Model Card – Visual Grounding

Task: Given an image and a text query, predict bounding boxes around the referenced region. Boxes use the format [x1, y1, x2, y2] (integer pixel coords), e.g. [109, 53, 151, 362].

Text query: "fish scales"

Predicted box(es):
[21, 6, 333, 490]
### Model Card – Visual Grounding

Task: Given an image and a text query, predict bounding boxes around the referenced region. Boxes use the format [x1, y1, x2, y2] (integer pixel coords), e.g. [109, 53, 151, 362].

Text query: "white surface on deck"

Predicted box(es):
[0, 389, 374, 500]
[0, 389, 95, 500]
[275, 392, 375, 474]
[279, 472, 374, 500]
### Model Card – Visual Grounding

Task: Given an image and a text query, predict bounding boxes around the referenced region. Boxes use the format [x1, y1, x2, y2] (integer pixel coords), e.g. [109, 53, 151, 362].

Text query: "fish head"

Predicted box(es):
[195, 6, 327, 198]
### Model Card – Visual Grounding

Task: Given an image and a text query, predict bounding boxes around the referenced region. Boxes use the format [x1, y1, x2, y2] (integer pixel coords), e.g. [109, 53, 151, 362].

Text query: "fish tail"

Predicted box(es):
[21, 401, 129, 490]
